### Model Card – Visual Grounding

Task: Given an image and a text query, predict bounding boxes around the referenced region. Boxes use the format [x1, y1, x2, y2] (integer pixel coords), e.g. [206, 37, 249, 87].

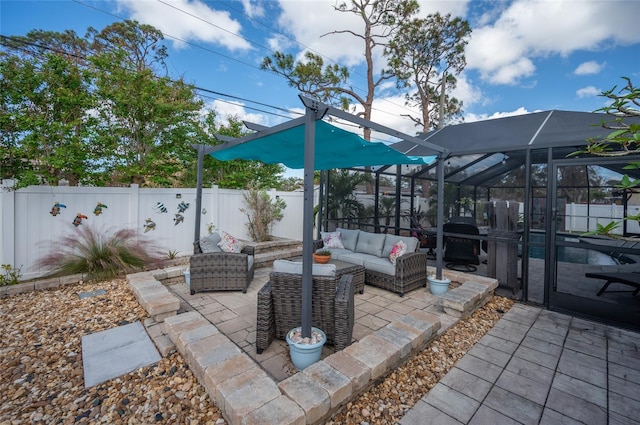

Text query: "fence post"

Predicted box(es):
[486, 201, 520, 292]
[0, 187, 16, 269]
[129, 184, 140, 237]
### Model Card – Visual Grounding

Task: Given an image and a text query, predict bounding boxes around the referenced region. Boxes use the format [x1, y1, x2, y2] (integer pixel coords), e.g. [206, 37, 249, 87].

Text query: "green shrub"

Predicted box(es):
[240, 186, 286, 242]
[36, 226, 164, 281]
[0, 264, 22, 286]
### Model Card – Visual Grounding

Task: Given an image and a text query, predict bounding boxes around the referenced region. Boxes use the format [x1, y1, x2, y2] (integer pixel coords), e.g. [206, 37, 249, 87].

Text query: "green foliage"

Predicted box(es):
[262, 0, 419, 138]
[385, 12, 471, 131]
[326, 169, 367, 226]
[379, 196, 396, 228]
[1, 33, 98, 188]
[240, 186, 287, 242]
[183, 112, 285, 189]
[262, 51, 351, 109]
[35, 226, 164, 281]
[2, 21, 287, 190]
[571, 76, 640, 237]
[166, 249, 179, 260]
[581, 221, 621, 238]
[0, 264, 22, 286]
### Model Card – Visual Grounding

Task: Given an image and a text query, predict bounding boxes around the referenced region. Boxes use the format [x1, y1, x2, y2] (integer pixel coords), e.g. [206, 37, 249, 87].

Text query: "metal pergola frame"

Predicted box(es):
[192, 95, 449, 338]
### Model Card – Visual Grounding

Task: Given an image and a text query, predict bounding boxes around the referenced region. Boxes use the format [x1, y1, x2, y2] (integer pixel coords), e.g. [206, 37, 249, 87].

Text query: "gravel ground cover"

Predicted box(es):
[1, 278, 512, 425]
[1, 279, 223, 425]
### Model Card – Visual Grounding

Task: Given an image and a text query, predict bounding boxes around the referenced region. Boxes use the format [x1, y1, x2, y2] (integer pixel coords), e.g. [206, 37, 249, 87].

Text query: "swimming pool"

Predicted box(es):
[528, 233, 631, 265]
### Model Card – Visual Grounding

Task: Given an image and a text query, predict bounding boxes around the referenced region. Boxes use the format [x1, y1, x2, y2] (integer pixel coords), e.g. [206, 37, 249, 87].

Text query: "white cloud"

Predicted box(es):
[451, 73, 483, 108]
[272, 0, 471, 69]
[117, 0, 252, 51]
[242, 0, 264, 19]
[574, 61, 605, 76]
[207, 100, 267, 127]
[465, 107, 534, 123]
[466, 0, 640, 85]
[576, 86, 601, 99]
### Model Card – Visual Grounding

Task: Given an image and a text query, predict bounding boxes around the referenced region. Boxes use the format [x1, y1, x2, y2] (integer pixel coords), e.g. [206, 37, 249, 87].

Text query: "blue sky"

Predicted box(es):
[2, 0, 640, 136]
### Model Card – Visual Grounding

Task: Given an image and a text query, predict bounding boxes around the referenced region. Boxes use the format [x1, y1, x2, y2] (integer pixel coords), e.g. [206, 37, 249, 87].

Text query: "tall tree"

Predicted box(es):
[88, 21, 203, 187]
[0, 31, 98, 188]
[262, 0, 418, 194]
[385, 12, 471, 132]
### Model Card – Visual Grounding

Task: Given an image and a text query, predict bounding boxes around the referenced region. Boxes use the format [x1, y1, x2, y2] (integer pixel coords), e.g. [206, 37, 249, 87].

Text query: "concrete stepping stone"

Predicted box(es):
[82, 321, 161, 387]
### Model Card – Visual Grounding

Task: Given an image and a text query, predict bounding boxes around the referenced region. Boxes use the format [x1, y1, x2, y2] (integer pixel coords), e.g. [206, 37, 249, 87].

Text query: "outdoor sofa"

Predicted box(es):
[314, 227, 428, 297]
[256, 261, 355, 354]
[189, 232, 255, 295]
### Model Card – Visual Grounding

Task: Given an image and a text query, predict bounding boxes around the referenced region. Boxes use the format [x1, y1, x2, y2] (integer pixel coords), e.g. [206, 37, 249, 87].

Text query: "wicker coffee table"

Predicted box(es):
[290, 257, 365, 294]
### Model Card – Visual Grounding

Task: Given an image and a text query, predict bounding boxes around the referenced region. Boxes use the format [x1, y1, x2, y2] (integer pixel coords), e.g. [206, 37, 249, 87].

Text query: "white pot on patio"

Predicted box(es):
[428, 275, 451, 295]
[286, 327, 326, 371]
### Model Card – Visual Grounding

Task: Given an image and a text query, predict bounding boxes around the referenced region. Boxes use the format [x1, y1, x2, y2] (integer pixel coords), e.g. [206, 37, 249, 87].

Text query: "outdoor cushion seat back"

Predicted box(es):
[336, 227, 360, 251]
[443, 221, 480, 270]
[255, 272, 355, 354]
[189, 236, 255, 295]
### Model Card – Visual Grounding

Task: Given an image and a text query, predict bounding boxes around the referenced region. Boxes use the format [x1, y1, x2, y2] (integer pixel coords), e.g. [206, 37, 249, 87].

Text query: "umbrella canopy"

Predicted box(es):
[210, 119, 435, 169]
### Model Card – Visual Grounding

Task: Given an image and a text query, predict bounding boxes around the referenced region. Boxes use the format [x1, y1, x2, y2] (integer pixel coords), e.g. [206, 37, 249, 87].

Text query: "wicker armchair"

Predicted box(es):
[189, 241, 255, 295]
[256, 273, 354, 354]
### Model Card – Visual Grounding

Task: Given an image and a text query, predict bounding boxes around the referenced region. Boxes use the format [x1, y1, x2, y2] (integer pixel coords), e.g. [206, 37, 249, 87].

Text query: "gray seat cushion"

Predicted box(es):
[363, 257, 396, 276]
[272, 259, 336, 277]
[319, 248, 351, 260]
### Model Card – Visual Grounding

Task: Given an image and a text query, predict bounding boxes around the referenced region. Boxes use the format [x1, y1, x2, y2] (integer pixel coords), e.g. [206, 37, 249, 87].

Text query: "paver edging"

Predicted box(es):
[130, 269, 498, 425]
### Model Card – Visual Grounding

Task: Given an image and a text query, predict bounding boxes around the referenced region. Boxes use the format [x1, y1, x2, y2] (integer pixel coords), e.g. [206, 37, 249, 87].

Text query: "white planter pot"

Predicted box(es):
[286, 327, 326, 371]
[183, 269, 190, 288]
[427, 276, 451, 295]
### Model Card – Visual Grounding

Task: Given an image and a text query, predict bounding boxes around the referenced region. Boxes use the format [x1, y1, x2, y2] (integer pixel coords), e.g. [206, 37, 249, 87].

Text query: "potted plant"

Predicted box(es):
[312, 249, 332, 264]
[428, 274, 451, 295]
[286, 326, 327, 370]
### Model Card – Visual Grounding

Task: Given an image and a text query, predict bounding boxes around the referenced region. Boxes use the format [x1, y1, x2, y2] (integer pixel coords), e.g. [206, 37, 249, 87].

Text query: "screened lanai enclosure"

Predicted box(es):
[201, 100, 639, 332]
[321, 110, 640, 331]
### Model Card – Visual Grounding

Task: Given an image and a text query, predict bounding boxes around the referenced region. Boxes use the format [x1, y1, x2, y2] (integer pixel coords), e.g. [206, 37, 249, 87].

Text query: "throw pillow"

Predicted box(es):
[388, 240, 407, 265]
[199, 232, 222, 253]
[321, 231, 344, 249]
[217, 231, 244, 253]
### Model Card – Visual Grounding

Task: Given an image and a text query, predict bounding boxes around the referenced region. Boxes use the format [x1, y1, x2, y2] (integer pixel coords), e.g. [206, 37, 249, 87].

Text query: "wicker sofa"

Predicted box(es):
[189, 233, 255, 295]
[314, 227, 427, 297]
[256, 261, 355, 354]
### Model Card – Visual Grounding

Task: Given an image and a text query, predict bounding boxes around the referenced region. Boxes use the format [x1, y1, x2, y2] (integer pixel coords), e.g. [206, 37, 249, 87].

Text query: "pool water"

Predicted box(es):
[528, 234, 622, 265]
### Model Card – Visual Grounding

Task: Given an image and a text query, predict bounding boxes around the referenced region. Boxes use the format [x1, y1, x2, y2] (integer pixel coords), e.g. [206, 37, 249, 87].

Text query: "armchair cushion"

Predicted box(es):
[272, 259, 336, 277]
[199, 232, 222, 253]
[218, 231, 244, 253]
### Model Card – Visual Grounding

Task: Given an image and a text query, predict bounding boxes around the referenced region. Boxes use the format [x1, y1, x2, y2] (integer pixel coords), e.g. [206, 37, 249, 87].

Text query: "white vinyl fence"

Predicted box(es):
[564, 203, 640, 234]
[0, 183, 309, 280]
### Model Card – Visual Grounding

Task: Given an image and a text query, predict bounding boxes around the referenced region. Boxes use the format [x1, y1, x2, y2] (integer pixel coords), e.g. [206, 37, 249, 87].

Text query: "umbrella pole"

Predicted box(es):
[301, 103, 317, 338]
[436, 155, 445, 280]
[194, 145, 205, 251]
